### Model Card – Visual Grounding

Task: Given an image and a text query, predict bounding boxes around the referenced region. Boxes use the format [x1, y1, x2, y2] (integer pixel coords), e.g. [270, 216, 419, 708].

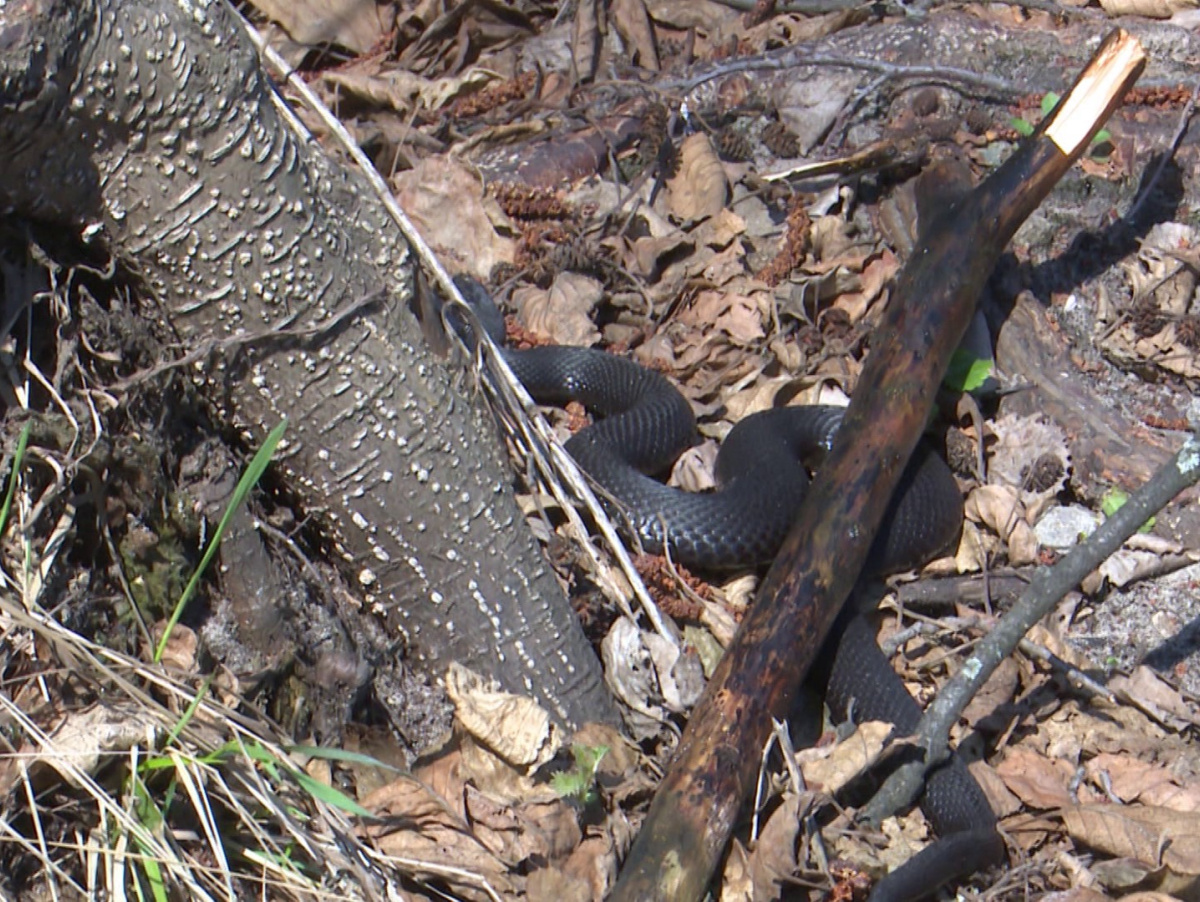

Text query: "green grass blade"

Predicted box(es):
[0, 421, 31, 537]
[290, 769, 374, 818]
[155, 420, 287, 662]
[164, 673, 214, 748]
[286, 744, 406, 773]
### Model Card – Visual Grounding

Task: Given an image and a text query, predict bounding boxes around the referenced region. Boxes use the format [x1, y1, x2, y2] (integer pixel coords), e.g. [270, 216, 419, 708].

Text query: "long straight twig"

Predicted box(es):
[861, 429, 1200, 823]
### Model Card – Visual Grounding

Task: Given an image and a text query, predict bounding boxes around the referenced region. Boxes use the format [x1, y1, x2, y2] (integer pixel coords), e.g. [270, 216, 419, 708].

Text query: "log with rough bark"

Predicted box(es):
[0, 0, 616, 729]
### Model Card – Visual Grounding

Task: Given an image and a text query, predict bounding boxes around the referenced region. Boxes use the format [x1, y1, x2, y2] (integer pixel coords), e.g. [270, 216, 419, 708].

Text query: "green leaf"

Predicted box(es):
[551, 744, 609, 805]
[944, 349, 994, 394]
[0, 421, 31, 538]
[165, 673, 214, 749]
[1100, 488, 1129, 518]
[291, 768, 374, 818]
[1040, 92, 1061, 116]
[156, 420, 287, 662]
[287, 744, 406, 773]
[550, 769, 590, 802]
[1100, 487, 1155, 533]
[1009, 116, 1035, 137]
[572, 744, 609, 775]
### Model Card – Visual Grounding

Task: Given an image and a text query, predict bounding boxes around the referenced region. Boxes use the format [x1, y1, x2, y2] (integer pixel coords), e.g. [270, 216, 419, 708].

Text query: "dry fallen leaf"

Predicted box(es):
[720, 839, 755, 902]
[467, 786, 582, 864]
[393, 157, 516, 278]
[4, 703, 159, 791]
[610, 0, 659, 69]
[1110, 666, 1200, 731]
[1085, 752, 1200, 813]
[322, 66, 498, 116]
[747, 792, 804, 900]
[995, 746, 1078, 810]
[601, 616, 670, 739]
[527, 863, 593, 902]
[965, 483, 1039, 565]
[666, 133, 729, 221]
[1100, 0, 1199, 18]
[362, 776, 517, 900]
[515, 273, 604, 346]
[679, 288, 766, 346]
[445, 662, 563, 771]
[1063, 802, 1200, 885]
[250, 0, 390, 54]
[572, 0, 600, 83]
[798, 720, 892, 796]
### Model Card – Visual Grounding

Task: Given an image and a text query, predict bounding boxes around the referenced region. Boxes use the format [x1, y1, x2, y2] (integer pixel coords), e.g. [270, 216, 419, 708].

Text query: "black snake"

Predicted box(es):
[452, 275, 1003, 902]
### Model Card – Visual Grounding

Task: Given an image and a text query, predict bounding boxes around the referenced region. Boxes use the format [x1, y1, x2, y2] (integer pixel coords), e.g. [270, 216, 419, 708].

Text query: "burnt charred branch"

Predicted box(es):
[610, 30, 1146, 901]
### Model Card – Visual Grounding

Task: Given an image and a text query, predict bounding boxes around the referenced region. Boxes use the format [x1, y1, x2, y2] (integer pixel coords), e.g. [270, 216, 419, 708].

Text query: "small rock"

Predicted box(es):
[1035, 505, 1099, 550]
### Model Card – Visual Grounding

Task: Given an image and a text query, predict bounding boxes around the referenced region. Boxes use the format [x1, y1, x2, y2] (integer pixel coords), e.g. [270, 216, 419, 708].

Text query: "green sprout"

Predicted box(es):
[551, 744, 609, 806]
[945, 348, 994, 395]
[1100, 487, 1154, 534]
[1010, 92, 1111, 157]
[155, 420, 287, 662]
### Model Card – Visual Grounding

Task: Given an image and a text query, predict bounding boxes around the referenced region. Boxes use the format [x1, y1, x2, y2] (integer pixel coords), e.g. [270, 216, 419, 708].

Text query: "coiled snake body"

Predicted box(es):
[454, 276, 1003, 902]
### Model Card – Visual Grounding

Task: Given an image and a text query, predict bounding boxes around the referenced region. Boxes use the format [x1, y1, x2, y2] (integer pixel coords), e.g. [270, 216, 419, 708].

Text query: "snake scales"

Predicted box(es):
[453, 275, 1003, 902]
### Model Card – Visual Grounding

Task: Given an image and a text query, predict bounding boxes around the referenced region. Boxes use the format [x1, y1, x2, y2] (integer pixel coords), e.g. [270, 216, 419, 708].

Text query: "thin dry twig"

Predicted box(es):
[861, 429, 1200, 824]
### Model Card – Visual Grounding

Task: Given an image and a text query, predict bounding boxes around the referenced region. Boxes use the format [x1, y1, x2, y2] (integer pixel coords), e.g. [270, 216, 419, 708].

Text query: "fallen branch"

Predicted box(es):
[610, 29, 1146, 901]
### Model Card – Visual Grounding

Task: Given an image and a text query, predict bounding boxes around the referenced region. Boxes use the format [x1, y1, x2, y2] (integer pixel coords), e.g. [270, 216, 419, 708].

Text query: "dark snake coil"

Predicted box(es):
[452, 276, 1004, 902]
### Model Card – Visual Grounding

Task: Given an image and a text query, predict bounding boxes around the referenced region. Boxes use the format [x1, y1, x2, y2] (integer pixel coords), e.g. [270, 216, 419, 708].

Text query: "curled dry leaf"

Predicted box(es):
[393, 156, 516, 278]
[1121, 222, 1197, 318]
[798, 720, 892, 796]
[321, 67, 497, 116]
[361, 775, 516, 900]
[515, 273, 604, 346]
[600, 616, 667, 737]
[1062, 803, 1200, 887]
[666, 133, 729, 222]
[644, 629, 706, 712]
[250, 0, 390, 55]
[672, 440, 719, 493]
[1099, 0, 1199, 18]
[445, 661, 562, 771]
[964, 483, 1039, 565]
[155, 622, 198, 673]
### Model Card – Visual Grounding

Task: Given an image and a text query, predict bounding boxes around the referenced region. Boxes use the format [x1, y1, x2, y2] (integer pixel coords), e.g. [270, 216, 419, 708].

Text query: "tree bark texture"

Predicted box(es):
[0, 0, 615, 728]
